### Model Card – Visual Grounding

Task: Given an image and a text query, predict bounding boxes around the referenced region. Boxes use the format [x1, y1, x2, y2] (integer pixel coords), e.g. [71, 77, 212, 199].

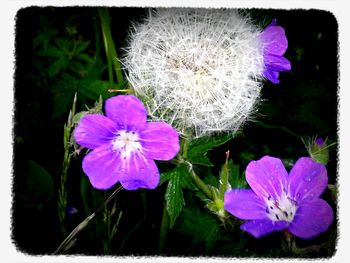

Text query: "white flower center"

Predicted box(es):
[265, 191, 298, 223]
[112, 130, 142, 159]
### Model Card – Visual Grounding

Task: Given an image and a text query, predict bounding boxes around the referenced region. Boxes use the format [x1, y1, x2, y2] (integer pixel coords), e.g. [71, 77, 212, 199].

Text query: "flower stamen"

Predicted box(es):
[112, 130, 142, 159]
[266, 192, 298, 223]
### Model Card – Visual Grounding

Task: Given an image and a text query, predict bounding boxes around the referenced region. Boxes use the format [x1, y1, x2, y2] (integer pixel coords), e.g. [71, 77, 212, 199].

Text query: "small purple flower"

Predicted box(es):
[74, 95, 180, 190]
[260, 19, 291, 84]
[224, 156, 333, 239]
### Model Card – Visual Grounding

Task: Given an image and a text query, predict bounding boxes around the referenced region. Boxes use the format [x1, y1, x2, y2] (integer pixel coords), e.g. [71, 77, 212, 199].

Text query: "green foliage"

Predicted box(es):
[22, 160, 54, 209]
[187, 134, 233, 167]
[165, 171, 184, 229]
[162, 165, 197, 228]
[15, 8, 337, 257]
[30, 11, 127, 120]
[227, 160, 248, 189]
[176, 206, 221, 252]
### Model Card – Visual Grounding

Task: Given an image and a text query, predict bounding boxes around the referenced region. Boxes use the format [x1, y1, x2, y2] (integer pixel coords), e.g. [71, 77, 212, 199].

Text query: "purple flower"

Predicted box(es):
[260, 19, 291, 84]
[74, 95, 180, 190]
[224, 156, 333, 239]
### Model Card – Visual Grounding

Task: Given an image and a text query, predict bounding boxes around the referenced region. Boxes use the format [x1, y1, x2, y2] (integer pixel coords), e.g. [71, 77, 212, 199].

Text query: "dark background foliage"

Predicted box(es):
[13, 7, 337, 257]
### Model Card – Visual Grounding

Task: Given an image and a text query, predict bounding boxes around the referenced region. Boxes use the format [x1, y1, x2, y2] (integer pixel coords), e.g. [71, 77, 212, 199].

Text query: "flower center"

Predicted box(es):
[265, 191, 298, 223]
[112, 130, 142, 159]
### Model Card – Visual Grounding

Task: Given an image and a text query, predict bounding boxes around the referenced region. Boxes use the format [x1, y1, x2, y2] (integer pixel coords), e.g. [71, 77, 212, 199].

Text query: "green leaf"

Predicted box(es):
[48, 58, 68, 77]
[23, 160, 54, 207]
[163, 165, 195, 228]
[159, 170, 173, 185]
[76, 79, 119, 102]
[75, 41, 91, 54]
[189, 155, 213, 167]
[227, 160, 248, 189]
[187, 134, 233, 167]
[176, 206, 220, 252]
[165, 169, 185, 229]
[54, 38, 70, 52]
[76, 53, 93, 63]
[38, 46, 63, 58]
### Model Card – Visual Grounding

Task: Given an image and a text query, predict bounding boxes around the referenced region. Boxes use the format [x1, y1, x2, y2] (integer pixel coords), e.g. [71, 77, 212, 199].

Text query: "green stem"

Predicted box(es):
[158, 203, 170, 253]
[190, 169, 213, 200]
[58, 93, 77, 237]
[98, 8, 124, 84]
[219, 151, 230, 199]
[181, 137, 213, 200]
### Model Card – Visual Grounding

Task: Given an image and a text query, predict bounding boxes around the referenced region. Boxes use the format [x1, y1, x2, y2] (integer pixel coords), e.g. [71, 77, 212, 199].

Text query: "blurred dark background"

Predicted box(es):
[13, 7, 338, 257]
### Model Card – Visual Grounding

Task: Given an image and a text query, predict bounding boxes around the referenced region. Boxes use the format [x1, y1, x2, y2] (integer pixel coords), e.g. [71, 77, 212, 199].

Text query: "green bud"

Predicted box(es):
[303, 136, 335, 165]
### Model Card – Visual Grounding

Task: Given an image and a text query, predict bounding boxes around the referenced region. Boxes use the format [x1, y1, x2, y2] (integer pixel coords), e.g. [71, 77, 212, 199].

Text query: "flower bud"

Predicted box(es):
[305, 136, 331, 164]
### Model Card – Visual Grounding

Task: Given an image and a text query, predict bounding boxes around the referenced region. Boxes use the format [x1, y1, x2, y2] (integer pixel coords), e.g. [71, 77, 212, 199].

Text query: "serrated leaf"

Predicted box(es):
[159, 170, 174, 185]
[165, 169, 185, 228]
[48, 58, 67, 77]
[176, 206, 220, 252]
[161, 165, 197, 189]
[188, 134, 233, 155]
[179, 168, 197, 191]
[75, 41, 91, 54]
[188, 155, 213, 167]
[163, 165, 196, 228]
[187, 134, 233, 167]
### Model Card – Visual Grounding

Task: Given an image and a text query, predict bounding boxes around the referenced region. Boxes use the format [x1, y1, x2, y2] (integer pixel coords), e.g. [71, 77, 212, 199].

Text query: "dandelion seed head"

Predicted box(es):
[123, 8, 265, 137]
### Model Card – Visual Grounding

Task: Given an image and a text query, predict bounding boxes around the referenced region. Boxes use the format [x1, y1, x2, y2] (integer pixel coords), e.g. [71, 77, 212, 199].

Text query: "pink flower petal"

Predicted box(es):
[105, 95, 147, 131]
[240, 219, 288, 238]
[139, 122, 180, 161]
[261, 21, 288, 56]
[246, 156, 288, 200]
[82, 144, 122, 190]
[119, 153, 160, 190]
[224, 189, 268, 220]
[74, 114, 118, 149]
[288, 198, 333, 239]
[287, 157, 328, 202]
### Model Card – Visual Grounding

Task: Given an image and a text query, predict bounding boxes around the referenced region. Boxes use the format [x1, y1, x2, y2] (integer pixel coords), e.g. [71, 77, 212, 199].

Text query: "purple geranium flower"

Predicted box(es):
[224, 156, 333, 239]
[74, 95, 180, 190]
[260, 19, 291, 84]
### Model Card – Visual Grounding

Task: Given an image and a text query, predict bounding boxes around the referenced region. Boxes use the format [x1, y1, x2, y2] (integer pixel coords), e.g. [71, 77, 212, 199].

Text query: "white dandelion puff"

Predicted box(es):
[123, 8, 265, 138]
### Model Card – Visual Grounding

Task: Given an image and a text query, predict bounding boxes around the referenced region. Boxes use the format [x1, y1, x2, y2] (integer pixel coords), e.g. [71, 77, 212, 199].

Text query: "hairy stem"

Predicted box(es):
[190, 169, 213, 200]
[58, 93, 77, 237]
[181, 138, 213, 200]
